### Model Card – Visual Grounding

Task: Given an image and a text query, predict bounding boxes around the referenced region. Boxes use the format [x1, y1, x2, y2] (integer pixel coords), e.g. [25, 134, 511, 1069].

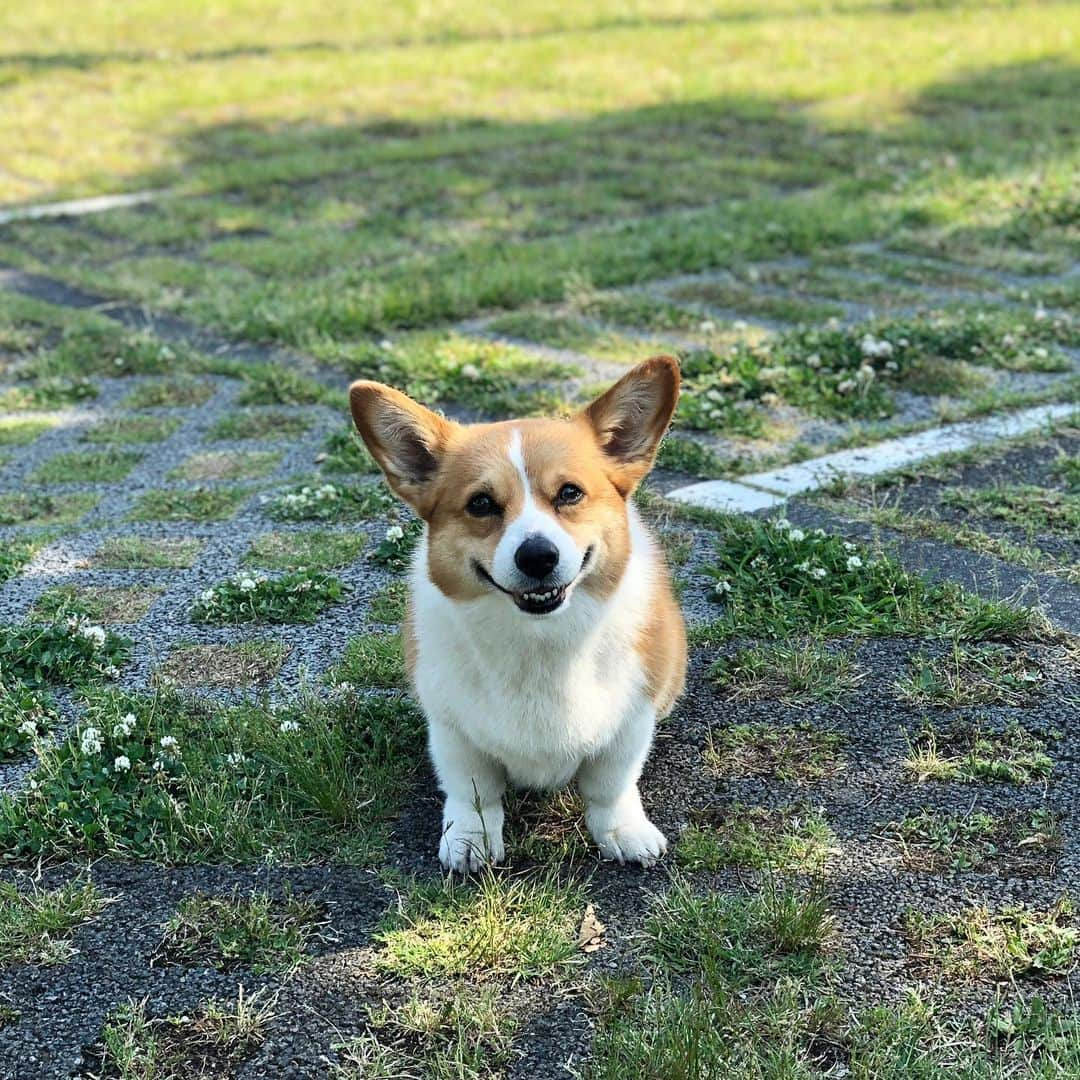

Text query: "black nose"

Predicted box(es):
[514, 535, 559, 580]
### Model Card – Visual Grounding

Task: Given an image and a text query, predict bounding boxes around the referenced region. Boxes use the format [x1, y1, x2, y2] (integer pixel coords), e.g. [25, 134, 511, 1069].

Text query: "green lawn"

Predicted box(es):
[0, 1, 1077, 347]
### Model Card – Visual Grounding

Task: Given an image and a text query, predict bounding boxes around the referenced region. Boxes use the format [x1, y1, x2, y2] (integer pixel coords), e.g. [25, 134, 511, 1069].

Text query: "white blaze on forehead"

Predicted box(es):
[507, 427, 532, 500]
[491, 428, 583, 588]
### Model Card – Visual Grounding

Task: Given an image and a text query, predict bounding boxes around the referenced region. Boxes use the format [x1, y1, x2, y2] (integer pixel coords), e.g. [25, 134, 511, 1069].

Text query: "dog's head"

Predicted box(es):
[350, 356, 679, 616]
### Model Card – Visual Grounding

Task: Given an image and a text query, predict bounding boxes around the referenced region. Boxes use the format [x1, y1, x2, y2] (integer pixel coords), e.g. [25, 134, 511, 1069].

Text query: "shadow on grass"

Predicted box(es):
[0, 58, 1076, 342]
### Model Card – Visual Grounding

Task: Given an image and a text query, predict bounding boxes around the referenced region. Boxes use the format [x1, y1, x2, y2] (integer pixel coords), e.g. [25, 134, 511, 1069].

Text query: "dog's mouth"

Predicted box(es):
[474, 547, 593, 615]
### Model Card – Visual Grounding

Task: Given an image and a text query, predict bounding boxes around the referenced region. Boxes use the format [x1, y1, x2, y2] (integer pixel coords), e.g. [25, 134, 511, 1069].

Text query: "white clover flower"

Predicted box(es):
[773, 518, 792, 531]
[788, 528, 806, 542]
[225, 751, 245, 767]
[279, 719, 301, 734]
[113, 713, 137, 739]
[104, 664, 120, 679]
[385, 525, 405, 543]
[795, 560, 811, 572]
[843, 542, 857, 552]
[80, 727, 103, 755]
[846, 555, 863, 570]
[113, 755, 131, 773]
[811, 567, 828, 579]
[238, 577, 257, 592]
[837, 379, 856, 395]
[860, 334, 894, 359]
[805, 353, 822, 369]
[713, 579, 732, 595]
[160, 735, 180, 754]
[80, 624, 107, 648]
[18, 720, 37, 738]
[200, 589, 217, 603]
[699, 319, 716, 333]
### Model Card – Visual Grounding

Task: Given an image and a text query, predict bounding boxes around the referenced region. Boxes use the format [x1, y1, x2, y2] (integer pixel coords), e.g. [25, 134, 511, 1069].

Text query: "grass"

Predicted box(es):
[0, 686, 425, 864]
[128, 485, 250, 522]
[82, 415, 182, 444]
[0, 377, 97, 411]
[193, 570, 346, 625]
[0, 490, 98, 526]
[696, 515, 1048, 644]
[322, 333, 576, 417]
[892, 808, 1061, 876]
[90, 536, 202, 569]
[504, 789, 591, 863]
[647, 874, 834, 988]
[368, 581, 408, 624]
[677, 805, 835, 874]
[0, 679, 56, 760]
[319, 429, 379, 475]
[338, 986, 516, 1080]
[33, 585, 161, 624]
[898, 643, 1043, 706]
[155, 642, 287, 689]
[0, 618, 129, 690]
[119, 376, 215, 409]
[30, 447, 142, 484]
[264, 479, 394, 522]
[0, 540, 38, 585]
[168, 449, 280, 482]
[904, 723, 1054, 785]
[709, 641, 864, 705]
[209, 408, 314, 441]
[91, 989, 275, 1080]
[906, 898, 1079, 982]
[0, 878, 106, 966]
[656, 435, 732, 479]
[328, 634, 406, 689]
[942, 484, 1080, 538]
[0, 418, 55, 446]
[158, 888, 327, 974]
[233, 363, 340, 407]
[243, 529, 366, 570]
[705, 723, 845, 783]
[374, 870, 586, 982]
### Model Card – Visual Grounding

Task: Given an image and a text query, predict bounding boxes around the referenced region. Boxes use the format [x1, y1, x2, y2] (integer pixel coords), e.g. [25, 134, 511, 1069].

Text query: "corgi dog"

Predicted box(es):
[349, 356, 687, 872]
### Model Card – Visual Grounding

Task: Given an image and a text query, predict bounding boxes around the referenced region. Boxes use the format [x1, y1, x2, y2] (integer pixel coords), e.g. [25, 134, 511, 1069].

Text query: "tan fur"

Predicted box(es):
[635, 554, 687, 717]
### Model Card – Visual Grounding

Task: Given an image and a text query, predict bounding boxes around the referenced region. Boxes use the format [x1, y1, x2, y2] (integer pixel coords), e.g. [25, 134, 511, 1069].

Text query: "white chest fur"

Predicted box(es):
[409, 509, 656, 790]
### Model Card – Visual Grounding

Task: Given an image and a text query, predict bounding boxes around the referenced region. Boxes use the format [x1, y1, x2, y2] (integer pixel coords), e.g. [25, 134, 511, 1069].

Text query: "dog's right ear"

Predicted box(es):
[349, 381, 456, 514]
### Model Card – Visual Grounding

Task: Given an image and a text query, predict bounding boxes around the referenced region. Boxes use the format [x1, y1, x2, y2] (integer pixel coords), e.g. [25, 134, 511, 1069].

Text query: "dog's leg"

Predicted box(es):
[576, 704, 667, 866]
[429, 721, 507, 873]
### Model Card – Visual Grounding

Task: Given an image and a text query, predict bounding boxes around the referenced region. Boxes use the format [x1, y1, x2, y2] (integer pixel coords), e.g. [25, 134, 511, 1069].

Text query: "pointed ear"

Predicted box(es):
[583, 355, 680, 491]
[349, 380, 456, 513]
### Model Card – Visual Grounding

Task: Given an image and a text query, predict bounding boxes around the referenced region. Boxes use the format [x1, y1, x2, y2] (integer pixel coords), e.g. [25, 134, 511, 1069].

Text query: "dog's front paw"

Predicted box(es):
[587, 806, 668, 867]
[439, 800, 505, 874]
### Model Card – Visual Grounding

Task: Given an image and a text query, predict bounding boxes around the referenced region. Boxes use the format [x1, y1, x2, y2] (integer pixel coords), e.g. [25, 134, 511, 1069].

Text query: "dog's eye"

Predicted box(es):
[466, 492, 499, 517]
[555, 483, 585, 506]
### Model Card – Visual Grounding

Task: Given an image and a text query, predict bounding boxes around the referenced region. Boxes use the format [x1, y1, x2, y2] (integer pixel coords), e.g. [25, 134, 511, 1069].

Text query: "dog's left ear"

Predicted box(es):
[583, 355, 680, 493]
